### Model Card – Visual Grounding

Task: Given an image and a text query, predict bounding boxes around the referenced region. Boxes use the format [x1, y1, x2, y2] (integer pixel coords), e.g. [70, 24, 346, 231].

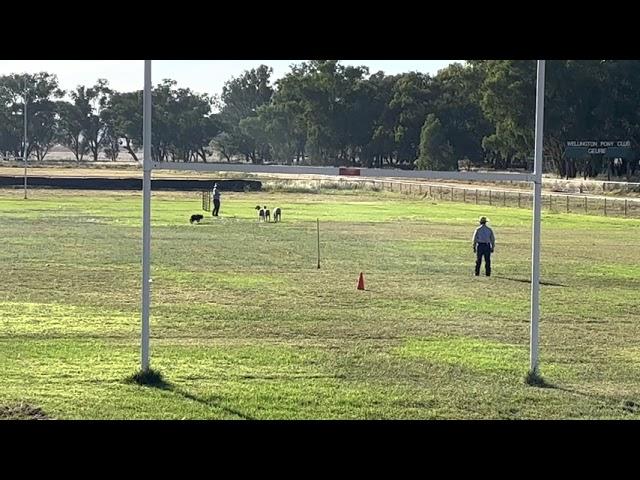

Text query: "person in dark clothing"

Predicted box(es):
[472, 216, 495, 277]
[212, 184, 221, 217]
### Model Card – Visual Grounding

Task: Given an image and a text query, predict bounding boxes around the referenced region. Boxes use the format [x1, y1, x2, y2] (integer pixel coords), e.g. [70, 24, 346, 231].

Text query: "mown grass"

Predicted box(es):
[0, 187, 639, 419]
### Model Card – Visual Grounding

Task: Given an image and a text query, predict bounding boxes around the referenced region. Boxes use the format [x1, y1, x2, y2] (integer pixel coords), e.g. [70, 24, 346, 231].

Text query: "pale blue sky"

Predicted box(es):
[0, 60, 461, 98]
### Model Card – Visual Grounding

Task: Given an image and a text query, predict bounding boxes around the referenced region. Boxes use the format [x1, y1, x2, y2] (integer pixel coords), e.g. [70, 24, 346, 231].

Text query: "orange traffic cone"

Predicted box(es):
[357, 272, 365, 290]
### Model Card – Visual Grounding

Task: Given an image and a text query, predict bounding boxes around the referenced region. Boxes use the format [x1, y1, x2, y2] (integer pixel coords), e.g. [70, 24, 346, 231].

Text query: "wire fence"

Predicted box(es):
[364, 179, 640, 218]
[6, 165, 640, 218]
[273, 177, 640, 219]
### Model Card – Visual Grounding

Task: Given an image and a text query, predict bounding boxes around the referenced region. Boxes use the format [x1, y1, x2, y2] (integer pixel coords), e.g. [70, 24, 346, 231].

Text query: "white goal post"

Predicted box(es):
[140, 60, 545, 377]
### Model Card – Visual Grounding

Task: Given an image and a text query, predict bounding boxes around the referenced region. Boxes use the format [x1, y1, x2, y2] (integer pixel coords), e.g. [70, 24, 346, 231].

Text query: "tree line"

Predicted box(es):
[2, 60, 640, 179]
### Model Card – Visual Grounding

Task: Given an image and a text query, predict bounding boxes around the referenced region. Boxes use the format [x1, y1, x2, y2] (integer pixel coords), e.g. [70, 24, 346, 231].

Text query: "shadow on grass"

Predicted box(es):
[125, 369, 255, 420]
[548, 384, 639, 412]
[523, 372, 640, 414]
[126, 369, 171, 389]
[497, 276, 567, 287]
[524, 370, 557, 389]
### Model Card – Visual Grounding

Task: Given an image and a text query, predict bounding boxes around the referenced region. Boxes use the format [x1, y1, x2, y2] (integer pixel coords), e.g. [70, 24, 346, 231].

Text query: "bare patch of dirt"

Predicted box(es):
[0, 403, 52, 420]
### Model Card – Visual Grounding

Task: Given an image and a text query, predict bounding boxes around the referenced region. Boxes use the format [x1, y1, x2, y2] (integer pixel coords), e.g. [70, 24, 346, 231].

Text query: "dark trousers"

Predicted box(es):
[212, 199, 220, 216]
[475, 243, 491, 276]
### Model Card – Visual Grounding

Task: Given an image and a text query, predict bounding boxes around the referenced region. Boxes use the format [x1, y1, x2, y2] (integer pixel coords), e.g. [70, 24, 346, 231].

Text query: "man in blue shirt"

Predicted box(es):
[472, 216, 495, 277]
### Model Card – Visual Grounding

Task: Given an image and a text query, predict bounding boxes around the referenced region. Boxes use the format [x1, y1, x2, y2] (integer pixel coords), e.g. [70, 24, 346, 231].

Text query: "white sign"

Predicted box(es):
[567, 140, 631, 148]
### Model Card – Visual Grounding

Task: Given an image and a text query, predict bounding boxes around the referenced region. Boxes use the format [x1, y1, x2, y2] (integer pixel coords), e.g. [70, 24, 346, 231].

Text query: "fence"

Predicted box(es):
[307, 177, 640, 219]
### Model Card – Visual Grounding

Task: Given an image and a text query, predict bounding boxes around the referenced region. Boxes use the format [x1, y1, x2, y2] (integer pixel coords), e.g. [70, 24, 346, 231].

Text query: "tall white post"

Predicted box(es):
[23, 94, 28, 200]
[530, 60, 545, 375]
[141, 60, 152, 372]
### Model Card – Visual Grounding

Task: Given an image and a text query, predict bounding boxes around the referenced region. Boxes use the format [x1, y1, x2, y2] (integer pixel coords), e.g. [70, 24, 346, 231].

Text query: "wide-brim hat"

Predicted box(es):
[479, 216, 488, 224]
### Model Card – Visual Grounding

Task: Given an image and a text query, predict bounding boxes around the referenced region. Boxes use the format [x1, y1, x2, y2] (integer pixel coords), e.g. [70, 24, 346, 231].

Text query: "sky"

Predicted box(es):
[0, 60, 461, 98]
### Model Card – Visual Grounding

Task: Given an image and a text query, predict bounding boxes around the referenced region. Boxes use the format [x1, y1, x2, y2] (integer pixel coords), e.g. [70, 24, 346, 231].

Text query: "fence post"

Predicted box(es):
[584, 196, 588, 214]
[550, 195, 553, 211]
[451, 188, 454, 202]
[604, 197, 607, 216]
[625, 199, 628, 217]
[489, 190, 492, 205]
[429, 186, 432, 197]
[566, 195, 569, 213]
[503, 191, 506, 206]
[475, 189, 478, 204]
[518, 192, 521, 208]
[463, 189, 466, 203]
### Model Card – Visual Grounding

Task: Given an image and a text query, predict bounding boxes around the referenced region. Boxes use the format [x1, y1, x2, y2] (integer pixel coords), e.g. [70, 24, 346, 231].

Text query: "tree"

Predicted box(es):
[105, 91, 142, 161]
[268, 66, 314, 163]
[431, 62, 492, 168]
[474, 60, 625, 178]
[100, 106, 120, 161]
[387, 72, 436, 166]
[248, 102, 302, 164]
[476, 60, 536, 169]
[0, 72, 64, 161]
[267, 60, 373, 166]
[56, 99, 88, 162]
[83, 79, 112, 161]
[212, 132, 239, 162]
[356, 71, 398, 168]
[416, 114, 456, 170]
[169, 86, 219, 162]
[30, 105, 59, 161]
[0, 83, 24, 158]
[217, 65, 274, 163]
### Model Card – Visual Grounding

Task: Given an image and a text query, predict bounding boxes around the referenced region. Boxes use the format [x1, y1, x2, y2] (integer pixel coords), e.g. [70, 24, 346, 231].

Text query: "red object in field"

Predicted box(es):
[357, 272, 365, 290]
[339, 167, 361, 176]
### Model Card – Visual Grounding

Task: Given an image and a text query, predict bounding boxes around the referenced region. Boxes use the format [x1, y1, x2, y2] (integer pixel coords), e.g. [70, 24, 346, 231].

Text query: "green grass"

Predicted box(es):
[0, 187, 639, 419]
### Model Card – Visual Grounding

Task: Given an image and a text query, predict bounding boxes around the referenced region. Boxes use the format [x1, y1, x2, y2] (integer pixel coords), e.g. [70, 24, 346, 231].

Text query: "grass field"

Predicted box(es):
[1, 187, 639, 419]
